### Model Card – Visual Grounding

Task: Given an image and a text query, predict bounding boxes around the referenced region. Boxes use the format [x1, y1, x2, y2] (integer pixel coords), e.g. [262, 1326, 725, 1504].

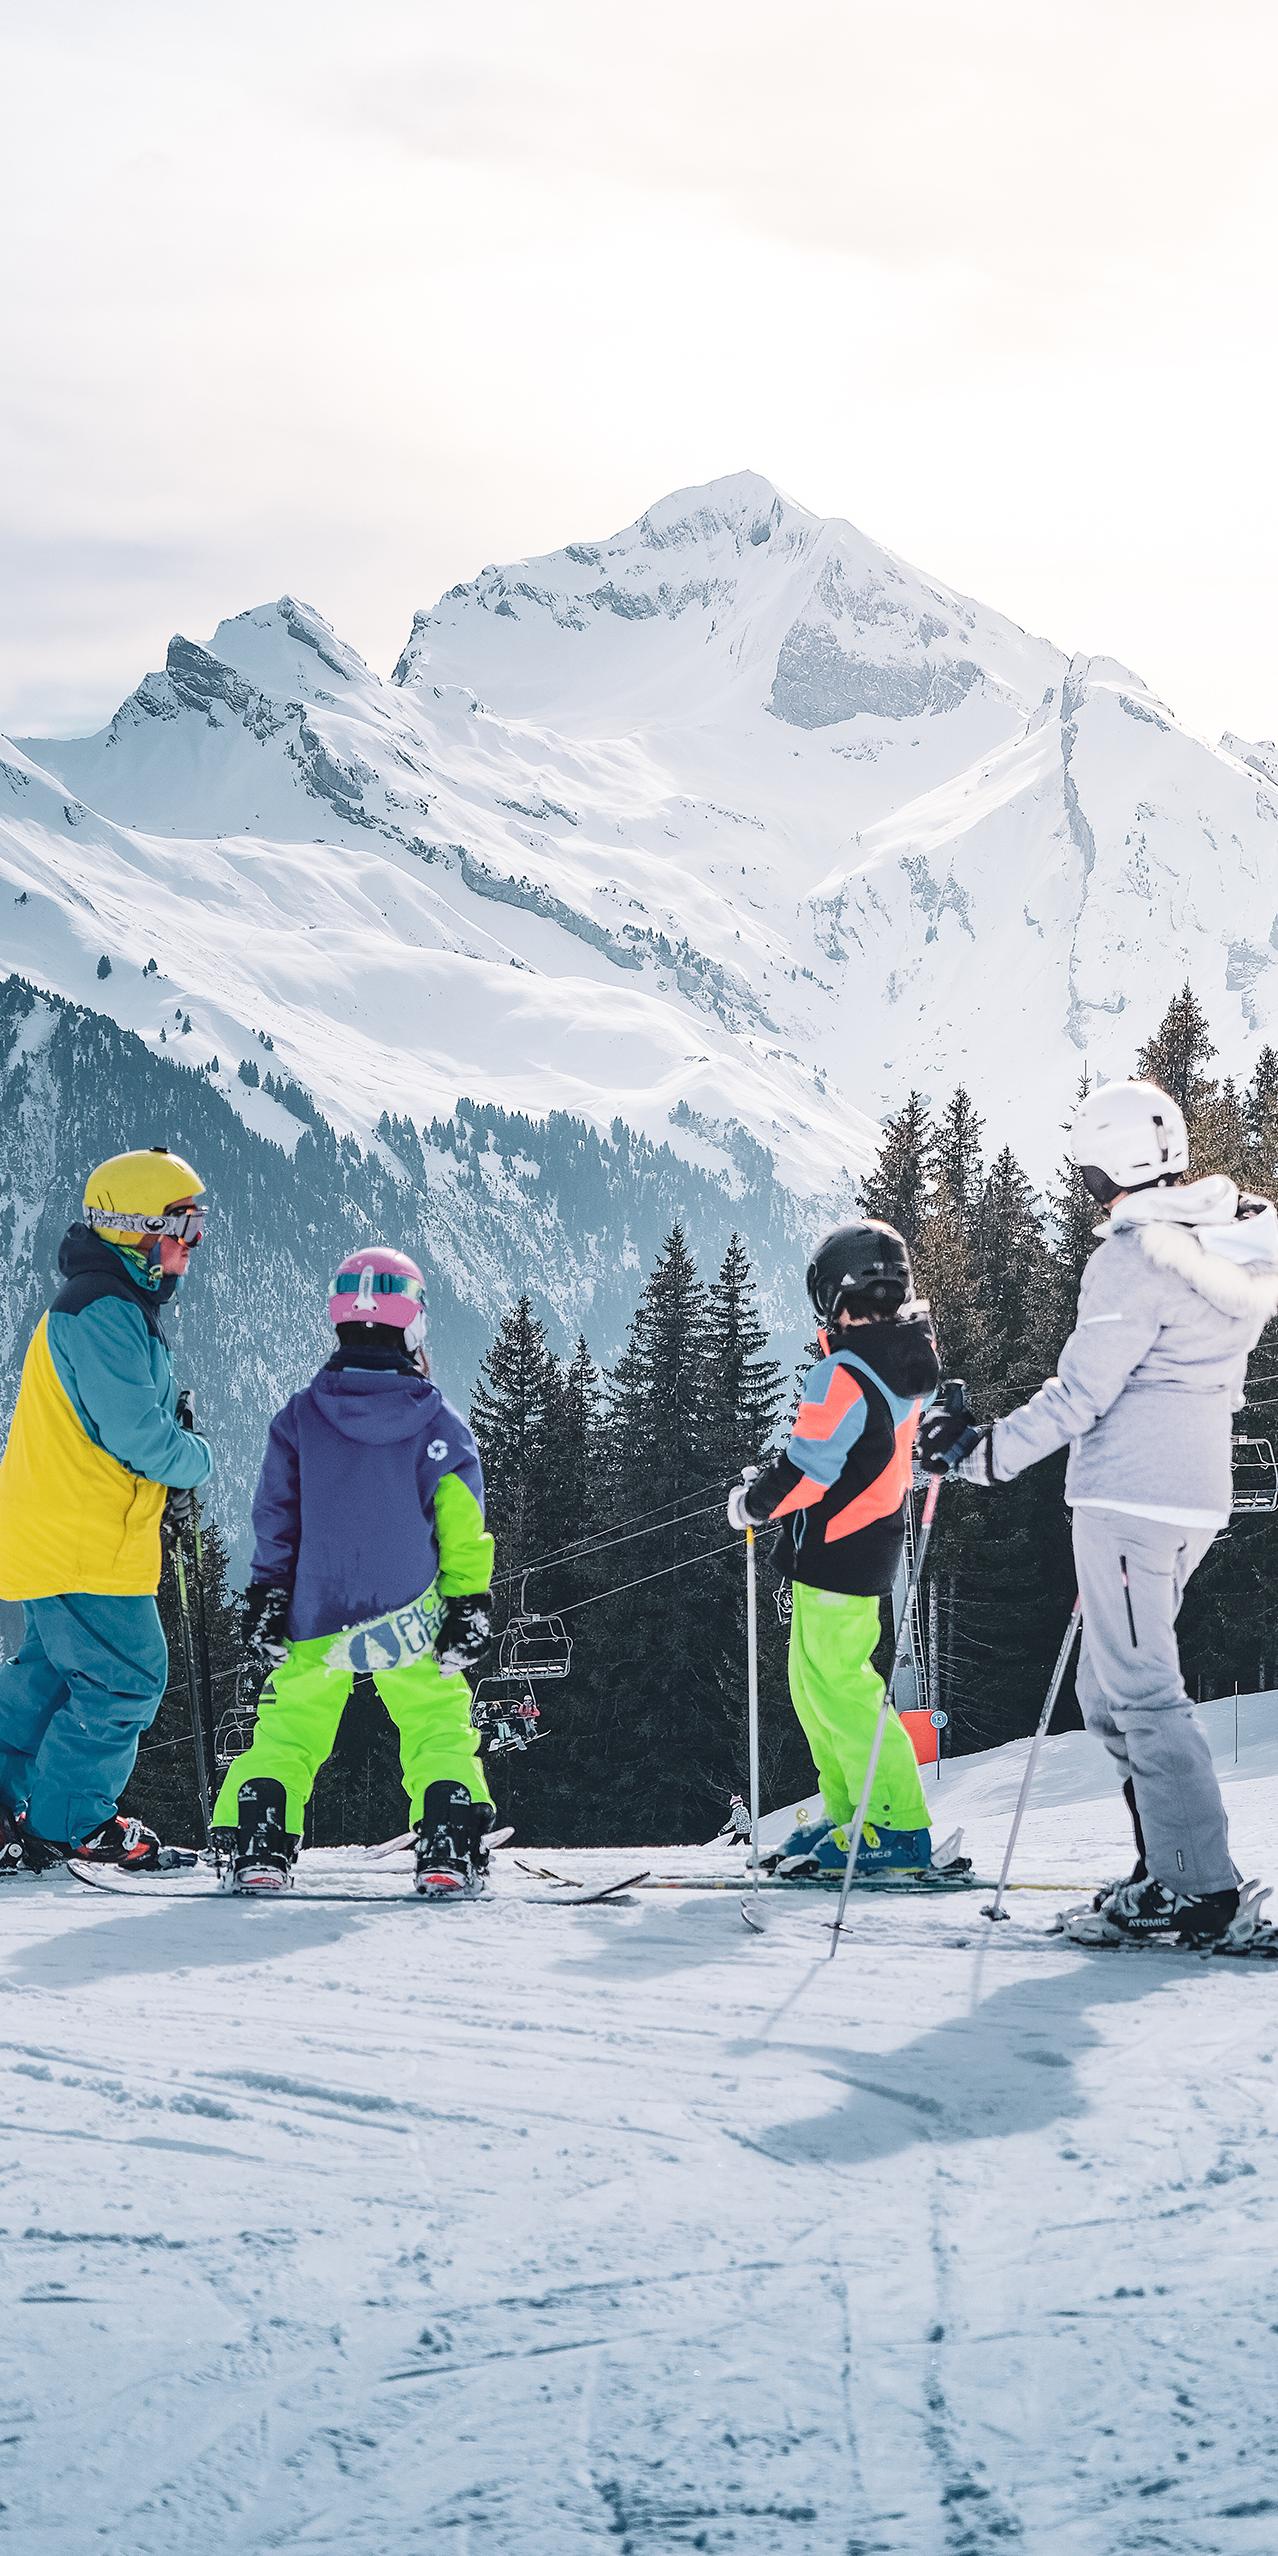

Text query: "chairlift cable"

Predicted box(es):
[491, 1479, 741, 1586]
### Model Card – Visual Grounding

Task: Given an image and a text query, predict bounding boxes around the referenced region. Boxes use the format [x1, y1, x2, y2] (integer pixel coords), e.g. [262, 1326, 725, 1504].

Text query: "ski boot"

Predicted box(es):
[813, 1822, 935, 1876]
[0, 1802, 27, 1877]
[1065, 1875, 1240, 1948]
[219, 1779, 299, 1894]
[23, 1813, 194, 1873]
[779, 1821, 945, 1879]
[414, 1784, 495, 1899]
[1088, 1779, 1149, 1908]
[761, 1807, 835, 1874]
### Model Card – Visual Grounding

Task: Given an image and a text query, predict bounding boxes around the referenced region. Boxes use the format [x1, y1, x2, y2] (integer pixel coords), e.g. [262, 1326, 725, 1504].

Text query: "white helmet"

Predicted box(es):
[1071, 1079, 1189, 1198]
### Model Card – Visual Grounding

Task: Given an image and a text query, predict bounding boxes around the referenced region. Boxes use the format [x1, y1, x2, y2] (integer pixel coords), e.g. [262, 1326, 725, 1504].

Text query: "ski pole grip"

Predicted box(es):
[176, 1388, 196, 1432]
[937, 1377, 966, 1416]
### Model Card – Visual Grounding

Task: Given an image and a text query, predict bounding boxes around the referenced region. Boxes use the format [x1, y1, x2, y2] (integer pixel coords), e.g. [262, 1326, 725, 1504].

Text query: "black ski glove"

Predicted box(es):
[919, 1397, 995, 1481]
[162, 1484, 198, 1546]
[241, 1582, 291, 1675]
[435, 1593, 492, 1677]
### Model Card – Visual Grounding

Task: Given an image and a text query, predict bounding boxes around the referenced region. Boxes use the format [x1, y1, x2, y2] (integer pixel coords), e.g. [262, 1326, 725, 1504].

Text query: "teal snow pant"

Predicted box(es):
[0, 1593, 168, 1847]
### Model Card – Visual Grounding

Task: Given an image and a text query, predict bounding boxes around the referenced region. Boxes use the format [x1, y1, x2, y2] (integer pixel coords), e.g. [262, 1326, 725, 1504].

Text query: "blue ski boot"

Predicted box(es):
[761, 1807, 835, 1873]
[777, 1819, 930, 1881]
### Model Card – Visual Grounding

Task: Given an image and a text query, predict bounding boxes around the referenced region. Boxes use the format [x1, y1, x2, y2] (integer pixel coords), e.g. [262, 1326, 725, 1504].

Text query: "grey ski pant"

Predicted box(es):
[1071, 1508, 1234, 1898]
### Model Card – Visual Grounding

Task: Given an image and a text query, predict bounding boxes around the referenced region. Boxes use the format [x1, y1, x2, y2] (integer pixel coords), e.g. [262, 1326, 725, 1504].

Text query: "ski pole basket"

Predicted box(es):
[1232, 1436, 1278, 1513]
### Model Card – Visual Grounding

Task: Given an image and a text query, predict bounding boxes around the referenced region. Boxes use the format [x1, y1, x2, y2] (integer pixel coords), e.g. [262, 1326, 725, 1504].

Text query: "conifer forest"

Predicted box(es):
[127, 985, 1278, 1853]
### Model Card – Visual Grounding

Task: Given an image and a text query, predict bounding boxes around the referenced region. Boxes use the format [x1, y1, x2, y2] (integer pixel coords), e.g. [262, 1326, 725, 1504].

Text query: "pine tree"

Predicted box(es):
[916, 1087, 989, 1389]
[1195, 1075, 1249, 1183]
[703, 1233, 784, 1470]
[470, 1295, 557, 1566]
[1245, 1046, 1278, 1191]
[1136, 983, 1218, 1136]
[595, 1226, 721, 1839]
[858, 1091, 934, 1244]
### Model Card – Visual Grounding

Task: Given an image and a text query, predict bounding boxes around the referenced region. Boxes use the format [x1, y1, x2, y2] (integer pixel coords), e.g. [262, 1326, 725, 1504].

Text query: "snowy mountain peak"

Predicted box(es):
[209, 596, 373, 700]
[1221, 731, 1278, 786]
[6, 470, 1278, 1196]
[633, 468, 791, 551]
[393, 470, 1062, 736]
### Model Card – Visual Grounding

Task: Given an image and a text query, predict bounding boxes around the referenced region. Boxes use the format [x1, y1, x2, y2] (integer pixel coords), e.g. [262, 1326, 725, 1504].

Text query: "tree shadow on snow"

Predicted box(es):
[741, 1953, 1180, 2170]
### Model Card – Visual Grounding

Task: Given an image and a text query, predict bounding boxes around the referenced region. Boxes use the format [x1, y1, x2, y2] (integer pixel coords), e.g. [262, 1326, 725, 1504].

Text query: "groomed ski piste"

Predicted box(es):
[6, 1694, 1278, 2554]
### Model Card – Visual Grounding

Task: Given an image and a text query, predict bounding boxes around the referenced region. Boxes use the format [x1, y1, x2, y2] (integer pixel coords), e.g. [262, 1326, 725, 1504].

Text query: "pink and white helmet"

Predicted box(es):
[329, 1246, 428, 1353]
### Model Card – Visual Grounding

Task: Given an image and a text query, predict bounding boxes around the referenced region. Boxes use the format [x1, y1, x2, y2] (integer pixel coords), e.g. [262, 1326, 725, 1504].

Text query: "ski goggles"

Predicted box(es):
[331, 1268, 427, 1307]
[85, 1201, 209, 1243]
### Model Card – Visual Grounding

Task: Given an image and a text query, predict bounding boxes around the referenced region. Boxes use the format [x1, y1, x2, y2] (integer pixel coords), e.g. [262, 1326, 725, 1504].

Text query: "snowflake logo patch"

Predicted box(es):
[427, 1438, 449, 1460]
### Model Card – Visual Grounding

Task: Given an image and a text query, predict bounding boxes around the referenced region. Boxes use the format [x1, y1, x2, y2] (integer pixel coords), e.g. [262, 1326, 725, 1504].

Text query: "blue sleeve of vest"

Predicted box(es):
[48, 1298, 213, 1488]
[250, 1404, 302, 1588]
[785, 1358, 869, 1488]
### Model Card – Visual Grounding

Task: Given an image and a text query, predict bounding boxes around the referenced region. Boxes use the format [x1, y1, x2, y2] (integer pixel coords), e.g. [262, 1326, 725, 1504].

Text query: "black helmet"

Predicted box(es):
[806, 1220, 913, 1327]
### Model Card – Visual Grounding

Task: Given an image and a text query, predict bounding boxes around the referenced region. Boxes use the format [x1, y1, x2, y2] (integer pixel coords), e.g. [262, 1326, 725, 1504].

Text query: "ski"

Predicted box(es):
[544, 1866, 992, 1896]
[65, 1861, 647, 1908]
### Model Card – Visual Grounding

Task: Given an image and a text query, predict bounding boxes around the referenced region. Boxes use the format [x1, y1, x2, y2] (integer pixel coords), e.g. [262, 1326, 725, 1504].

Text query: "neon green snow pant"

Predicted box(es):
[787, 1582, 930, 1833]
[210, 1631, 494, 1835]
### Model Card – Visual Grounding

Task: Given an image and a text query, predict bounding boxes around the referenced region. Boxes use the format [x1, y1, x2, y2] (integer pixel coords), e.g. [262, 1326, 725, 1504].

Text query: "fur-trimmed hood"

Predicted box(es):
[1104, 1178, 1278, 1322]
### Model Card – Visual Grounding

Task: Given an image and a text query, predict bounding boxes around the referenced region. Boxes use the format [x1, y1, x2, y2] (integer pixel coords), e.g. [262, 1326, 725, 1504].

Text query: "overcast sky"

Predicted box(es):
[3, 0, 1276, 740]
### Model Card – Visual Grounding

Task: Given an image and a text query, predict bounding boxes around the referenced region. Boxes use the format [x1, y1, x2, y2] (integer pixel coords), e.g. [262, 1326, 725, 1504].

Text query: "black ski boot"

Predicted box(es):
[1090, 1778, 1150, 1908]
[23, 1812, 195, 1873]
[1070, 1875, 1240, 1947]
[219, 1779, 299, 1895]
[0, 1802, 27, 1877]
[414, 1783, 495, 1899]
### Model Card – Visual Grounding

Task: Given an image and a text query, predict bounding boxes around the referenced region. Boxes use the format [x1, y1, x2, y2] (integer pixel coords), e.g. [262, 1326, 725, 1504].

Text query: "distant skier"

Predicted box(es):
[0, 1148, 213, 1873]
[727, 1221, 945, 1875]
[212, 1247, 497, 1896]
[921, 1080, 1278, 1946]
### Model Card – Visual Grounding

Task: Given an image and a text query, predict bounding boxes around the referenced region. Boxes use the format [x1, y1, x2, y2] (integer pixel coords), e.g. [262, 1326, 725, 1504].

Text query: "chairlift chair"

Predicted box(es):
[497, 1575, 573, 1680]
[214, 1705, 257, 1768]
[469, 1674, 543, 1756]
[1231, 1436, 1278, 1514]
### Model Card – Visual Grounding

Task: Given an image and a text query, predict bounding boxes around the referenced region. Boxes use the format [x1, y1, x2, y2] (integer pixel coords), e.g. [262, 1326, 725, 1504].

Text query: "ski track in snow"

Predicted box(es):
[4, 1712, 1278, 2554]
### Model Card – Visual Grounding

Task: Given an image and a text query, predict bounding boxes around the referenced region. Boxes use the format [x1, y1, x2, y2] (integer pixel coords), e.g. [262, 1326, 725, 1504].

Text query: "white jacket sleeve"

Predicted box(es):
[991, 1244, 1163, 1482]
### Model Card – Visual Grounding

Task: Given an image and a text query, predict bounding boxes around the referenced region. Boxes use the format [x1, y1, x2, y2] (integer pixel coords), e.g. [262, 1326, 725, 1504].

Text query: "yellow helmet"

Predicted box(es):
[83, 1147, 208, 1250]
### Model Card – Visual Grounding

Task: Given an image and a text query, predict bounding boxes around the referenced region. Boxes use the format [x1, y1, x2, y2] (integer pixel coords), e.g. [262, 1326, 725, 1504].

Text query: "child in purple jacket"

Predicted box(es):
[212, 1247, 496, 1896]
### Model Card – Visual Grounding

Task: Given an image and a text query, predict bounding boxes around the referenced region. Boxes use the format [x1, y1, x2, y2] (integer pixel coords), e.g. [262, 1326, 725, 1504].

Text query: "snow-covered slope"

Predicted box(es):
[7, 1707, 1278, 2553]
[8, 471, 1278, 1191]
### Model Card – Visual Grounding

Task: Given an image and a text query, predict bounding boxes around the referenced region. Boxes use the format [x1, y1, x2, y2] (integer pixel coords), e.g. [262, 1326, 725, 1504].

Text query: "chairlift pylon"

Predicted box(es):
[498, 1574, 573, 1680]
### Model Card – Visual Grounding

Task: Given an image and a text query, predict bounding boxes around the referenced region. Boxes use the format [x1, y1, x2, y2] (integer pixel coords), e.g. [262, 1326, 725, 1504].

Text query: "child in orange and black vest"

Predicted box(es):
[729, 1219, 946, 1875]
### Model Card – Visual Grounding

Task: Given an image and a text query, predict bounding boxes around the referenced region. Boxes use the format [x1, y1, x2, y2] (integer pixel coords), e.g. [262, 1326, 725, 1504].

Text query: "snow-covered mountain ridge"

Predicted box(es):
[6, 469, 1278, 1189]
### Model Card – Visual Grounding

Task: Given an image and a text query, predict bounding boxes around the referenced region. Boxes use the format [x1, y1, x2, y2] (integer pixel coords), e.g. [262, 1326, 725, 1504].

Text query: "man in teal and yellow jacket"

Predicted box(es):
[0, 1147, 213, 1871]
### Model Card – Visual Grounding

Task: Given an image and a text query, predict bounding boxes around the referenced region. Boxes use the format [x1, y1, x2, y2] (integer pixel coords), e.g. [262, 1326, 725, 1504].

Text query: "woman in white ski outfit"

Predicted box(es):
[921, 1081, 1278, 1943]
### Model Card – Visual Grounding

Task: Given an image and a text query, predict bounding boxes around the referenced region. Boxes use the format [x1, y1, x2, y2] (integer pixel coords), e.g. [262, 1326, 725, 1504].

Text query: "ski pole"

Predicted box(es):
[982, 1597, 1082, 1924]
[743, 1468, 761, 1902]
[827, 1468, 946, 1956]
[171, 1532, 215, 1847]
[174, 1388, 220, 1841]
[188, 1504, 220, 1811]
